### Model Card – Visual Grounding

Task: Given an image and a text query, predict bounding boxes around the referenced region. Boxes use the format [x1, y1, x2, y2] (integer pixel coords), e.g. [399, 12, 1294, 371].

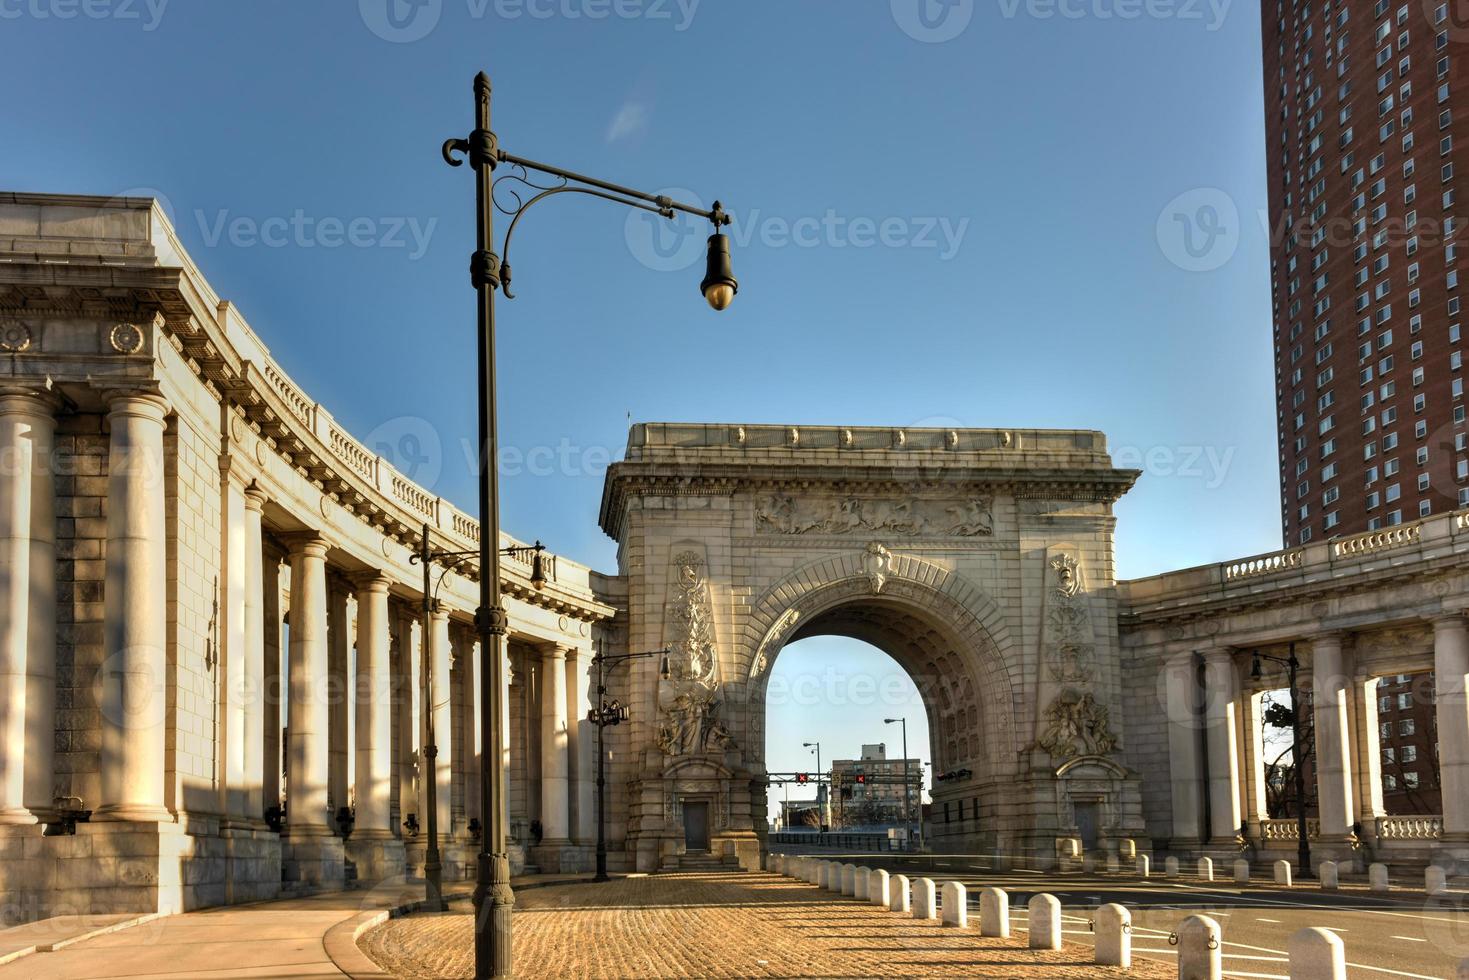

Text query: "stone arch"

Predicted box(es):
[740, 549, 1019, 779]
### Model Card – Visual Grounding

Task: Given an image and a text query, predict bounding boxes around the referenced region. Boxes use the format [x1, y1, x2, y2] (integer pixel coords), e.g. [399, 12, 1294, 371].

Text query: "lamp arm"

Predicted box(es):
[497, 185, 673, 299]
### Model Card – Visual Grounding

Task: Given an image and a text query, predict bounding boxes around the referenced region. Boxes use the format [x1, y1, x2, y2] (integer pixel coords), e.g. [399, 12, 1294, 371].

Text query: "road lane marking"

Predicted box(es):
[1390, 935, 1426, 942]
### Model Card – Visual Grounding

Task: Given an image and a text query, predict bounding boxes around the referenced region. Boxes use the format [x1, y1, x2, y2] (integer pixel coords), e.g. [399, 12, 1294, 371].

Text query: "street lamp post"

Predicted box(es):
[588, 644, 669, 882]
[802, 742, 824, 833]
[1251, 644, 1313, 879]
[884, 717, 911, 850]
[441, 71, 736, 979]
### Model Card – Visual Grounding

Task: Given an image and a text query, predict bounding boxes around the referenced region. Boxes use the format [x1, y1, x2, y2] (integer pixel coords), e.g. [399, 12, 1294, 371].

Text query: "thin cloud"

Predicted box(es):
[605, 102, 649, 144]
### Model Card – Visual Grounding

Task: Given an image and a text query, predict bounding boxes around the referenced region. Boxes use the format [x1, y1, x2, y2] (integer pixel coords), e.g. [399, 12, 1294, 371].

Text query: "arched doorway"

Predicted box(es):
[744, 577, 1018, 860]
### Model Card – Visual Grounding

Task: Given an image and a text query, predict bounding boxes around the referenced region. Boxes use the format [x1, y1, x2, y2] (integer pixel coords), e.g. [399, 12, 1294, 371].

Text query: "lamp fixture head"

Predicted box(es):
[529, 542, 547, 590]
[700, 217, 738, 311]
[1251, 653, 1264, 681]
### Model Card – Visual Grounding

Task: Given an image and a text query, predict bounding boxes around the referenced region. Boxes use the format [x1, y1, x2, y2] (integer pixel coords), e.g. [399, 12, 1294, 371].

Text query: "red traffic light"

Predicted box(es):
[796, 772, 809, 784]
[855, 774, 867, 784]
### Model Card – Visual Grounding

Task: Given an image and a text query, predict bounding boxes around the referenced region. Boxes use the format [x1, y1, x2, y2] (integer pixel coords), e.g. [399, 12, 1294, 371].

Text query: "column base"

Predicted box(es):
[281, 833, 345, 891]
[0, 820, 204, 925]
[0, 807, 39, 826]
[91, 803, 176, 823]
[345, 836, 407, 884]
[221, 824, 282, 905]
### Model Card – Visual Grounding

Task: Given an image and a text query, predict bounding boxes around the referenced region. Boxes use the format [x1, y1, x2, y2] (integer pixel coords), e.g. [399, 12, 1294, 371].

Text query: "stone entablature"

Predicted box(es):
[0, 191, 607, 624]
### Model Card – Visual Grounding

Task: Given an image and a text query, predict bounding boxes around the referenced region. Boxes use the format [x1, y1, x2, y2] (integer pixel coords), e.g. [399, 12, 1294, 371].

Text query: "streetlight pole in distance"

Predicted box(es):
[801, 742, 824, 833]
[884, 717, 910, 849]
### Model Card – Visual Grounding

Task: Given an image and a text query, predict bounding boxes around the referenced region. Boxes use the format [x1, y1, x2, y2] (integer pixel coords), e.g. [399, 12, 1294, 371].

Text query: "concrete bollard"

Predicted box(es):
[1095, 902, 1131, 968]
[841, 864, 857, 896]
[870, 868, 890, 908]
[979, 887, 1010, 938]
[816, 862, 829, 888]
[1082, 854, 1097, 874]
[940, 881, 968, 927]
[1165, 856, 1180, 877]
[889, 873, 911, 913]
[913, 877, 937, 919]
[1198, 857, 1214, 881]
[1137, 854, 1151, 877]
[1106, 853, 1120, 873]
[854, 867, 870, 901]
[1027, 893, 1062, 950]
[1176, 914, 1223, 980]
[1274, 859, 1293, 886]
[1289, 926, 1346, 980]
[1319, 861, 1339, 891]
[1233, 859, 1250, 884]
[828, 862, 843, 891]
[1369, 863, 1390, 892]
[1428, 865, 1448, 896]
[771, 854, 782, 875]
[1119, 838, 1137, 859]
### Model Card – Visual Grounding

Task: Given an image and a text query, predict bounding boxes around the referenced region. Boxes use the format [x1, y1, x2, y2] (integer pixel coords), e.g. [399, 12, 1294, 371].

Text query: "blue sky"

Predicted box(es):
[3, 0, 1277, 815]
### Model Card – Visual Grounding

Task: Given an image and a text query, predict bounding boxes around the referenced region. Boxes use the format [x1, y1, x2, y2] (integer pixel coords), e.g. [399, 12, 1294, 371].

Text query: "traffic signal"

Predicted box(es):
[854, 774, 867, 784]
[796, 772, 809, 784]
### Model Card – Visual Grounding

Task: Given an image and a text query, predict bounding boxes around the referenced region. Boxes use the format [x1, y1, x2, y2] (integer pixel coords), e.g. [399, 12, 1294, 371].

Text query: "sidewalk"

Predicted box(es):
[358, 870, 1174, 978]
[0, 874, 583, 980]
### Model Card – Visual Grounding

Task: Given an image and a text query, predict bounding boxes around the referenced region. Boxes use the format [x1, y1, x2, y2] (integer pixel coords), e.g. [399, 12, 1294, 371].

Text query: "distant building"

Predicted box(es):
[1261, 0, 1469, 544]
[1375, 672, 1442, 813]
[829, 743, 922, 828]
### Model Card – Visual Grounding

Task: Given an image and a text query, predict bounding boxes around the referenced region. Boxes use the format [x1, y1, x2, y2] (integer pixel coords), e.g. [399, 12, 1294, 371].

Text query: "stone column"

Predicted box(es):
[1311, 633, 1356, 841]
[540, 644, 571, 843]
[221, 476, 249, 820]
[0, 391, 55, 823]
[96, 392, 171, 822]
[286, 535, 333, 837]
[571, 649, 596, 844]
[1353, 675, 1385, 826]
[461, 638, 481, 826]
[427, 605, 453, 837]
[1164, 652, 1203, 846]
[1433, 616, 1469, 837]
[327, 584, 350, 821]
[1202, 650, 1242, 843]
[241, 486, 268, 822]
[353, 575, 394, 838]
[261, 546, 284, 814]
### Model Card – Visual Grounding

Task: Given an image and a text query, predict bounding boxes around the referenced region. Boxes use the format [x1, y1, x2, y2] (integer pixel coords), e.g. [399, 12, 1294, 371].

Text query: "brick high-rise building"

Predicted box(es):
[1264, 0, 1469, 544]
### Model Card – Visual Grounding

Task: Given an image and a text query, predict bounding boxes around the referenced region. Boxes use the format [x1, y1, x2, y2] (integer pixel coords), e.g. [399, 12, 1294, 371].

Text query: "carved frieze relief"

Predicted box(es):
[755, 494, 994, 537]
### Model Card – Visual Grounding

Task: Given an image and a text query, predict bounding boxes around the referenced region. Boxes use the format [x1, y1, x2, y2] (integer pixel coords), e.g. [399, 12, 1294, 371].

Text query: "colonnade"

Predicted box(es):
[0, 383, 599, 890]
[1167, 621, 1469, 858]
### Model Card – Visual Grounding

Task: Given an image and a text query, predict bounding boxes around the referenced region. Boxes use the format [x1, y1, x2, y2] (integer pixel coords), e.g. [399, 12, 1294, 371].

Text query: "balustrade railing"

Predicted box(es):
[1259, 818, 1320, 841]
[1223, 549, 1303, 582]
[1375, 814, 1443, 840]
[1332, 524, 1420, 558]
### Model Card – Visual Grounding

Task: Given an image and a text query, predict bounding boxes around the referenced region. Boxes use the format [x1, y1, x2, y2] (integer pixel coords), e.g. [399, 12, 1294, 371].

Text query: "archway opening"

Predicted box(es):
[762, 635, 931, 838]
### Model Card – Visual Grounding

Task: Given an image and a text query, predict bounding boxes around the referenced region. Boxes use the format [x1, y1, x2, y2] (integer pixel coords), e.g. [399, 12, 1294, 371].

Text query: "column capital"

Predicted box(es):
[1201, 647, 1236, 663]
[350, 570, 393, 595]
[540, 642, 569, 662]
[103, 388, 170, 422]
[281, 532, 330, 560]
[243, 482, 269, 513]
[1432, 612, 1467, 632]
[1309, 630, 1348, 647]
[0, 387, 60, 418]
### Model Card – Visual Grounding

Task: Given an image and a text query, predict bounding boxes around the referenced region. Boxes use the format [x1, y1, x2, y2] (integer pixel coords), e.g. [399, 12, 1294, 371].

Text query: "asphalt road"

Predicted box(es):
[780, 851, 1469, 979]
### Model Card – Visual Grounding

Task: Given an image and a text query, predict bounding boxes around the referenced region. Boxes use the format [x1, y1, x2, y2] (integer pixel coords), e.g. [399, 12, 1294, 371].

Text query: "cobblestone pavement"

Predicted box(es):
[358, 870, 1175, 978]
